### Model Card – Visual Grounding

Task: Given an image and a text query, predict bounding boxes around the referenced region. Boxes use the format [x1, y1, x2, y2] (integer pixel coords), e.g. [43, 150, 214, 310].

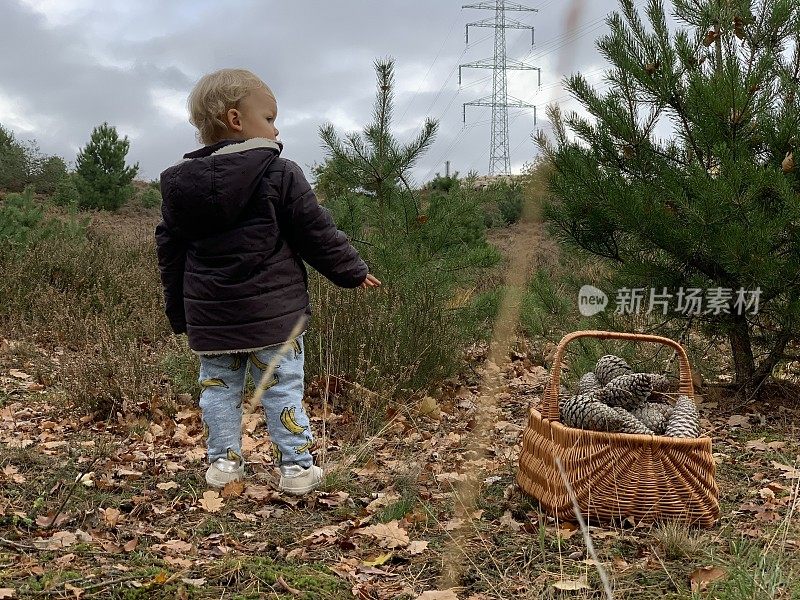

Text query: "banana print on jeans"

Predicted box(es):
[197, 334, 313, 468]
[280, 406, 307, 435]
[294, 436, 313, 455]
[200, 378, 228, 389]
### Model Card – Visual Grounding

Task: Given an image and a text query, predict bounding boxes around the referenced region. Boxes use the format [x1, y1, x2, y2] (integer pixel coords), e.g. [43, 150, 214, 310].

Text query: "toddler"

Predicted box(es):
[155, 68, 380, 494]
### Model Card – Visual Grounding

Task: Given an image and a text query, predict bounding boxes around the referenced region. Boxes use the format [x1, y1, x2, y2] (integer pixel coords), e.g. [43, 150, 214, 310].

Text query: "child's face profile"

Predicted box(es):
[225, 86, 279, 141]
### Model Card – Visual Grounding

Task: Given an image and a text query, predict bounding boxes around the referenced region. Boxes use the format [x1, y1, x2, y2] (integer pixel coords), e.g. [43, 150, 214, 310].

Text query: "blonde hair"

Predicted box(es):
[188, 68, 275, 145]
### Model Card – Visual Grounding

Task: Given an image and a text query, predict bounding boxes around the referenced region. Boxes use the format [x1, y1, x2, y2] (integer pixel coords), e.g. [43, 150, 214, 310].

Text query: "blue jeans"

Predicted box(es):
[197, 335, 314, 468]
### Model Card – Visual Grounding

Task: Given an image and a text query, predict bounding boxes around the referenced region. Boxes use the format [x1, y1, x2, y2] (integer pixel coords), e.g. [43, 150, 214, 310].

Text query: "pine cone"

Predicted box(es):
[592, 386, 636, 408]
[649, 402, 674, 420]
[611, 407, 656, 435]
[604, 372, 653, 408]
[664, 395, 700, 438]
[576, 372, 601, 395]
[561, 394, 653, 435]
[594, 354, 633, 385]
[649, 373, 671, 393]
[561, 394, 610, 430]
[630, 402, 671, 434]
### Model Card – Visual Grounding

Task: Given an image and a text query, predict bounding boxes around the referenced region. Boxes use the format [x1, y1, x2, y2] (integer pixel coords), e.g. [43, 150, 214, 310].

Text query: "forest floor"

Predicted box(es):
[1, 216, 799, 599]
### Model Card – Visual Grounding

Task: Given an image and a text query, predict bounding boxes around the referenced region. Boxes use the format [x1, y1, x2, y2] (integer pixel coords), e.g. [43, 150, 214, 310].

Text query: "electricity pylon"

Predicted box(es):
[460, 1, 541, 175]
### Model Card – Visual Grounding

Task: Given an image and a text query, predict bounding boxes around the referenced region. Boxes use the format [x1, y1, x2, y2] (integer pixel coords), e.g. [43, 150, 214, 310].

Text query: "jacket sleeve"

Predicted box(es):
[278, 160, 368, 288]
[154, 220, 188, 334]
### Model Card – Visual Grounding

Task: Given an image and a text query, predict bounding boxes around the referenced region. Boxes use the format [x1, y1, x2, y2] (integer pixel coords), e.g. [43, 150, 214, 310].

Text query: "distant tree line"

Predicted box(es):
[0, 122, 147, 211]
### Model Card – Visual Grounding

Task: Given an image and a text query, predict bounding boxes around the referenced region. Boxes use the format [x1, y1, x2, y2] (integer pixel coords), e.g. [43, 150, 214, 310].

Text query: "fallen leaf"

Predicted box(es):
[552, 575, 590, 591]
[418, 396, 441, 419]
[407, 540, 429, 555]
[64, 583, 83, 599]
[8, 369, 31, 380]
[689, 566, 727, 592]
[746, 438, 768, 451]
[317, 491, 349, 508]
[165, 556, 192, 569]
[415, 591, 459, 600]
[499, 510, 522, 531]
[365, 492, 400, 514]
[152, 539, 193, 554]
[612, 556, 630, 571]
[35, 512, 71, 529]
[234, 511, 257, 522]
[115, 468, 143, 480]
[200, 491, 224, 513]
[244, 485, 276, 501]
[76, 472, 94, 487]
[34, 530, 77, 549]
[56, 553, 76, 567]
[362, 552, 394, 567]
[441, 518, 463, 531]
[221, 480, 244, 498]
[0, 589, 15, 599]
[758, 487, 776, 500]
[41, 441, 67, 450]
[772, 461, 800, 479]
[123, 538, 139, 552]
[355, 520, 410, 549]
[181, 578, 206, 588]
[435, 472, 469, 484]
[103, 507, 121, 527]
[727, 414, 750, 427]
[557, 522, 579, 540]
[746, 438, 787, 451]
[156, 481, 178, 491]
[351, 459, 378, 478]
[302, 524, 343, 546]
[100, 541, 121, 553]
[766, 481, 788, 494]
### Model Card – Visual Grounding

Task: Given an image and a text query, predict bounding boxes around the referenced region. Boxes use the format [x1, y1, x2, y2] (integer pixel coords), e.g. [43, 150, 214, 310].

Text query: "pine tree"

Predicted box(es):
[75, 122, 139, 210]
[319, 58, 437, 234]
[538, 0, 800, 396]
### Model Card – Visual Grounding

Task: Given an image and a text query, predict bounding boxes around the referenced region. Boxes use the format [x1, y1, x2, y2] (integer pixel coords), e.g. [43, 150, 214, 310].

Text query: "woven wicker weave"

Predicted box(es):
[516, 330, 719, 527]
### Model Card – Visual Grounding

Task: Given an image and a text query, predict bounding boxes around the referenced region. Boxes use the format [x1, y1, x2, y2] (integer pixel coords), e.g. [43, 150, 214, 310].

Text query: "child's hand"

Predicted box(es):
[360, 274, 381, 288]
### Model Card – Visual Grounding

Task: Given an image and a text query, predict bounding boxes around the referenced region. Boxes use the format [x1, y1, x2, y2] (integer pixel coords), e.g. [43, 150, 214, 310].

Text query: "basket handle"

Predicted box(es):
[542, 330, 695, 421]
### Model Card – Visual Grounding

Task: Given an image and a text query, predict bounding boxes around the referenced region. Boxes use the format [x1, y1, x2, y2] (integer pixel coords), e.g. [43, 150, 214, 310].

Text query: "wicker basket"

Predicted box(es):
[517, 330, 719, 527]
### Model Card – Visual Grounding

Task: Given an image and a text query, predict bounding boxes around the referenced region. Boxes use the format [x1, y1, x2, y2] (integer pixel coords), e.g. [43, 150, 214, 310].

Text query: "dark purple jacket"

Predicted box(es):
[155, 138, 368, 353]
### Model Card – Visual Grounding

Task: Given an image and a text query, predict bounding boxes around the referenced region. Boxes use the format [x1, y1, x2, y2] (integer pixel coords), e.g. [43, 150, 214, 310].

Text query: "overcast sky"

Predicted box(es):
[0, 0, 636, 184]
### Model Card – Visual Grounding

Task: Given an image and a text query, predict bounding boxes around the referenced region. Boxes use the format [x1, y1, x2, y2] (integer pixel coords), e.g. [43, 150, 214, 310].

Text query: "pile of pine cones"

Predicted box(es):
[558, 355, 700, 437]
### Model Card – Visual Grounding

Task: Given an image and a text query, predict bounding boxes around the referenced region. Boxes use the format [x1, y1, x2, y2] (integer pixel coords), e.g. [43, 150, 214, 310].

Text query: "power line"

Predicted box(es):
[398, 14, 462, 124]
[421, 9, 612, 181]
[420, 31, 496, 119]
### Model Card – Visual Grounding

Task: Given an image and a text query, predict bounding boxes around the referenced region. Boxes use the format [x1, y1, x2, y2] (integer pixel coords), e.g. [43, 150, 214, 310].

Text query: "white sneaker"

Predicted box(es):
[279, 464, 324, 495]
[205, 457, 244, 488]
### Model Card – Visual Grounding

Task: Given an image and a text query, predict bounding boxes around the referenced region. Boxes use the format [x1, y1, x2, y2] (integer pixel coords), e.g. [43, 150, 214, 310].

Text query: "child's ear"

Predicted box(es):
[225, 108, 242, 131]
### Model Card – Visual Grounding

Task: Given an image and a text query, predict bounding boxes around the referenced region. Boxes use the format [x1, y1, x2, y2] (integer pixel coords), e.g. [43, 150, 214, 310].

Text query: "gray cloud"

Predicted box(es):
[0, 0, 637, 183]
